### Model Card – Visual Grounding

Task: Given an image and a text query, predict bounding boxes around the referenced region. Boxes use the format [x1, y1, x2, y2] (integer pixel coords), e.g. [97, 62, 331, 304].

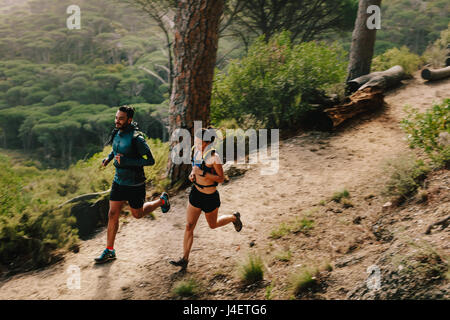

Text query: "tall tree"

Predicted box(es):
[346, 0, 382, 83]
[167, 0, 224, 186]
[228, 0, 357, 46]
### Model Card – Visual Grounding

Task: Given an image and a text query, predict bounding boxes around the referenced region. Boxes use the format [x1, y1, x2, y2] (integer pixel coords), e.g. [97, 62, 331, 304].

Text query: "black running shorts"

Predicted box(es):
[110, 181, 146, 209]
[189, 186, 221, 213]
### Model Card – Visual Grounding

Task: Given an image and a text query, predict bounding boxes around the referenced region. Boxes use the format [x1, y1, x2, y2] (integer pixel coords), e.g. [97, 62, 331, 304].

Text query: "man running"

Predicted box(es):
[170, 128, 242, 271]
[95, 105, 170, 264]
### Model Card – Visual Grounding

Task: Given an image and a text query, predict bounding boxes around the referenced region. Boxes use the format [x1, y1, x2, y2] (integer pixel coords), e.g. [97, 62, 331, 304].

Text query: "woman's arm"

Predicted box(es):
[204, 155, 225, 184]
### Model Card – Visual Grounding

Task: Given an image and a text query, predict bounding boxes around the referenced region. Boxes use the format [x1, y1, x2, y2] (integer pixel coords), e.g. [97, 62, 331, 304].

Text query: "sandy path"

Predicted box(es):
[0, 73, 448, 299]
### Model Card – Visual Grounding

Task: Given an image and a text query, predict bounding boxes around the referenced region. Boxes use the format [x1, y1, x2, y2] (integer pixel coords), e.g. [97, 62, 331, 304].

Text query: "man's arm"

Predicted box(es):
[119, 136, 155, 167]
[102, 149, 115, 166]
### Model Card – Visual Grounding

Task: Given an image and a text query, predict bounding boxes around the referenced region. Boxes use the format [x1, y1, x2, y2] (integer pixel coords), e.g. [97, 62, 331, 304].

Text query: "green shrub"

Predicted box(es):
[289, 267, 320, 297]
[172, 278, 200, 297]
[382, 155, 430, 202]
[211, 31, 347, 129]
[274, 250, 292, 262]
[270, 223, 291, 239]
[331, 189, 350, 202]
[0, 138, 169, 271]
[270, 216, 314, 239]
[422, 23, 450, 68]
[372, 46, 424, 77]
[401, 99, 450, 168]
[239, 254, 264, 284]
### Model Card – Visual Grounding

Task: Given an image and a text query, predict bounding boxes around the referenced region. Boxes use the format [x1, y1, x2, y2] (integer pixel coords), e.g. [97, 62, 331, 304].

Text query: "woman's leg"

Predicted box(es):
[183, 203, 202, 261]
[204, 207, 236, 229]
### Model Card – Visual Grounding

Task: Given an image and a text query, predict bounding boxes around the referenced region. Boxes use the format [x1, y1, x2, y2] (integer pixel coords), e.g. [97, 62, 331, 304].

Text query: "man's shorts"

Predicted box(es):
[189, 186, 221, 213]
[110, 181, 146, 209]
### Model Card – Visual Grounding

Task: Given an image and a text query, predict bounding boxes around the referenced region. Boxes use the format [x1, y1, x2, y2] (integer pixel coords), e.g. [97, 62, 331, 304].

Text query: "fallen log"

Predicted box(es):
[322, 87, 384, 128]
[421, 66, 450, 81]
[346, 65, 406, 94]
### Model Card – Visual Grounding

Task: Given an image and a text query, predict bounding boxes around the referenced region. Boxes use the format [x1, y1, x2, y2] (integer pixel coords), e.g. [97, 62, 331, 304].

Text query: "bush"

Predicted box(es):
[382, 155, 430, 203]
[172, 278, 200, 298]
[239, 254, 264, 284]
[270, 216, 314, 239]
[422, 23, 450, 68]
[211, 31, 347, 129]
[0, 137, 169, 272]
[372, 46, 424, 77]
[401, 99, 450, 168]
[289, 267, 320, 297]
[331, 189, 350, 202]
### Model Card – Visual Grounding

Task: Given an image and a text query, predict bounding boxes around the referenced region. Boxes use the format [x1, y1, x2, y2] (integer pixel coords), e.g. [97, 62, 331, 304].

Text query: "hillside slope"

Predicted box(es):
[0, 72, 448, 299]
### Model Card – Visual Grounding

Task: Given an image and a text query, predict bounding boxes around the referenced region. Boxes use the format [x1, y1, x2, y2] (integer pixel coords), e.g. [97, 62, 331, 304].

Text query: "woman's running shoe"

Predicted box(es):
[169, 257, 188, 270]
[233, 212, 242, 232]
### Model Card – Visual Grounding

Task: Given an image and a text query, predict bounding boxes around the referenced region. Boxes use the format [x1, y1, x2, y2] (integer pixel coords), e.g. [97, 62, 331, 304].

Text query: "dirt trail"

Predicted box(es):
[0, 73, 448, 299]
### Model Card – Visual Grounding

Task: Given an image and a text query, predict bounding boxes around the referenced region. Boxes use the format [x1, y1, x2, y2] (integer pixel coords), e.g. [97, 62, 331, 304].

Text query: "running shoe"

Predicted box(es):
[160, 192, 171, 213]
[233, 211, 242, 232]
[169, 257, 188, 270]
[94, 248, 116, 264]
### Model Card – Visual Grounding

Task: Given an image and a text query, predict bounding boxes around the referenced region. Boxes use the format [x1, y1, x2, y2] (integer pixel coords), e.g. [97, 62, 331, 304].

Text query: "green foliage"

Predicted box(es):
[0, 100, 168, 168]
[375, 0, 450, 55]
[172, 278, 200, 298]
[0, 155, 79, 269]
[372, 46, 424, 76]
[0, 138, 169, 271]
[401, 99, 450, 168]
[422, 23, 450, 68]
[0, 154, 28, 217]
[331, 189, 350, 203]
[0, 0, 172, 169]
[239, 254, 264, 284]
[211, 31, 347, 129]
[274, 250, 292, 262]
[382, 155, 431, 202]
[270, 216, 314, 239]
[289, 267, 320, 297]
[270, 223, 291, 239]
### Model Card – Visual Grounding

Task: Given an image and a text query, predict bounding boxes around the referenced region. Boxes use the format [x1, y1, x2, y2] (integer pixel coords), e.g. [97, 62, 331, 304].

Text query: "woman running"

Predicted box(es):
[170, 128, 242, 271]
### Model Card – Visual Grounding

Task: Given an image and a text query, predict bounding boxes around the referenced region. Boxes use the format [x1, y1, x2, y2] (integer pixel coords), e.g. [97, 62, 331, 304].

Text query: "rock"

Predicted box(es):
[249, 240, 256, 247]
[353, 216, 362, 224]
[223, 163, 249, 180]
[382, 201, 393, 211]
[437, 132, 450, 147]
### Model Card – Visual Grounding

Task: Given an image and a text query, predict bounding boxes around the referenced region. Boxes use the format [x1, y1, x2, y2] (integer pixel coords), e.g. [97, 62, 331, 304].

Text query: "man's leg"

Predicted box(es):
[183, 203, 202, 261]
[130, 198, 164, 219]
[204, 207, 236, 229]
[106, 200, 125, 248]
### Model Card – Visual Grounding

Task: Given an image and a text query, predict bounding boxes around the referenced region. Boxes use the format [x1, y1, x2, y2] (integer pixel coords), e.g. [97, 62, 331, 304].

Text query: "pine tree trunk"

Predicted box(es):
[346, 0, 382, 85]
[167, 0, 224, 187]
